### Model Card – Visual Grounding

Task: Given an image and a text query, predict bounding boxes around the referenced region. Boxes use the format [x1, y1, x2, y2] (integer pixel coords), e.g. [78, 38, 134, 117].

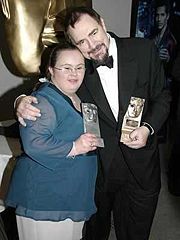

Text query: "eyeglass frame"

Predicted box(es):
[53, 64, 86, 74]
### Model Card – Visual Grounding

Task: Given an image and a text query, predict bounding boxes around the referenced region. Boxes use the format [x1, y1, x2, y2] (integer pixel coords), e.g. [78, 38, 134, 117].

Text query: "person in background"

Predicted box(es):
[153, 0, 177, 79]
[5, 42, 98, 240]
[151, 0, 176, 143]
[14, 7, 171, 240]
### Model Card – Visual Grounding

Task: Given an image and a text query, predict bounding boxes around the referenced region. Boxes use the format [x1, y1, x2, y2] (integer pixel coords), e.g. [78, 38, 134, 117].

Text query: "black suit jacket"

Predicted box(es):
[78, 33, 171, 190]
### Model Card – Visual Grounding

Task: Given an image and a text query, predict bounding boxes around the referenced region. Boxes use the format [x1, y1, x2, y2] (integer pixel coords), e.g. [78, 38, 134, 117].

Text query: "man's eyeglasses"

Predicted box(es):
[54, 65, 85, 74]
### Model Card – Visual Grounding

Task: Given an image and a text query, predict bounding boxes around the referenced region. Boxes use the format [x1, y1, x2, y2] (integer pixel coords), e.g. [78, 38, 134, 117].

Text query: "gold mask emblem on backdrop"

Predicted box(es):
[0, 0, 91, 76]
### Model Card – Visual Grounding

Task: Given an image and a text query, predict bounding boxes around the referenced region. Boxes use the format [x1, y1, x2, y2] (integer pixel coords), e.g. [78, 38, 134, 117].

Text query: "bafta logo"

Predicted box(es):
[120, 97, 145, 142]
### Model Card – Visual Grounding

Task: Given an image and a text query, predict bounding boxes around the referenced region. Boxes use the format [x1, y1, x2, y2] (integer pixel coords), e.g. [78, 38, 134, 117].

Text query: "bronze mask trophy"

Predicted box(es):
[0, 0, 91, 76]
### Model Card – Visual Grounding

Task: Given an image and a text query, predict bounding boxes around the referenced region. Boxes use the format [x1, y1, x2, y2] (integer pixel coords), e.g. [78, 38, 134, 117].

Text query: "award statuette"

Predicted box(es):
[120, 97, 145, 143]
[81, 103, 104, 147]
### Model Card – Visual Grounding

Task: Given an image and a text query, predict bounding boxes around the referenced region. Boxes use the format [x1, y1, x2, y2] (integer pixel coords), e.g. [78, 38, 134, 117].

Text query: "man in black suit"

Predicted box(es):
[15, 7, 171, 240]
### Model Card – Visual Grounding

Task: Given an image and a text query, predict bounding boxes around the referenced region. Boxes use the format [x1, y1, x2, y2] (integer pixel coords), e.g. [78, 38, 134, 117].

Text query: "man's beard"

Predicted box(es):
[89, 43, 109, 65]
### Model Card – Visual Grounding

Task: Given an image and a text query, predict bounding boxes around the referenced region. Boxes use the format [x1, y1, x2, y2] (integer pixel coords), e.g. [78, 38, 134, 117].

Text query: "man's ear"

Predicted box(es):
[100, 18, 107, 32]
[65, 32, 74, 45]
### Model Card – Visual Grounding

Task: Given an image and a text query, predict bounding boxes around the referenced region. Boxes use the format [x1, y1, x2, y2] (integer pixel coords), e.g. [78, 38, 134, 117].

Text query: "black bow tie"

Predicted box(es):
[94, 56, 114, 69]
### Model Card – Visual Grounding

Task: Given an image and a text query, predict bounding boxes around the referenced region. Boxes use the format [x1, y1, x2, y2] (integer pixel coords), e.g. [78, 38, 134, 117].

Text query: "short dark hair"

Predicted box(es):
[64, 6, 101, 33]
[154, 0, 171, 14]
[40, 42, 81, 80]
[48, 42, 78, 68]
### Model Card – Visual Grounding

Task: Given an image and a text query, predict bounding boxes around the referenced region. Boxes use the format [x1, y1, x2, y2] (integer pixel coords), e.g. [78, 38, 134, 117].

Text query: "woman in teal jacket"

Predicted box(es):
[6, 43, 98, 240]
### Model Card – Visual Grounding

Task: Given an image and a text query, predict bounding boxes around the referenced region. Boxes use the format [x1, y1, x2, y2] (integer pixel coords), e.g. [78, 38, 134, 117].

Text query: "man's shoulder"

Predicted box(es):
[165, 29, 177, 45]
[117, 37, 155, 56]
[121, 37, 153, 48]
[109, 32, 154, 48]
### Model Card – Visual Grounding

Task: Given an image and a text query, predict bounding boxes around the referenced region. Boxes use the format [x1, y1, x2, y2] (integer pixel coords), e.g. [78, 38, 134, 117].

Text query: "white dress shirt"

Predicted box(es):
[97, 35, 119, 121]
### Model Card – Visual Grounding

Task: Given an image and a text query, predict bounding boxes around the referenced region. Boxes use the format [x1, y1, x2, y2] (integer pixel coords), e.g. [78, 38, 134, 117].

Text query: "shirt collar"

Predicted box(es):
[107, 33, 116, 57]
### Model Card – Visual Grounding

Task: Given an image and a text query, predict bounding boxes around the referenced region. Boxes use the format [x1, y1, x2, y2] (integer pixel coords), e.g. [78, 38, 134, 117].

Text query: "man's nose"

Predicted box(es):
[87, 38, 96, 49]
[157, 16, 161, 22]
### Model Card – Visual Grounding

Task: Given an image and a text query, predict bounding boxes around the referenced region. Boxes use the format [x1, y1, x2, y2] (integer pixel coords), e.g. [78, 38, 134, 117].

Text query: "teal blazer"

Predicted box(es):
[6, 83, 97, 221]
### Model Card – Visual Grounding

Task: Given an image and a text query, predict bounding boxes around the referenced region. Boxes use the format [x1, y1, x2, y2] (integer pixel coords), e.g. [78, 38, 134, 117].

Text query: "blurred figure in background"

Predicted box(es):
[153, 0, 177, 84]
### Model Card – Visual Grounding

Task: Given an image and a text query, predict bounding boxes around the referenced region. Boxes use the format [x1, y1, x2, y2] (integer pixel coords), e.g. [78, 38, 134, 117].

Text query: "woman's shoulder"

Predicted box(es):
[29, 84, 56, 115]
[32, 83, 63, 105]
[32, 82, 55, 96]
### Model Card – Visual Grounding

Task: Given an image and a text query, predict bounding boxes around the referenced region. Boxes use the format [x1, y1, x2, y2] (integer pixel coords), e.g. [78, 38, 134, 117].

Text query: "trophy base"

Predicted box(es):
[97, 137, 104, 148]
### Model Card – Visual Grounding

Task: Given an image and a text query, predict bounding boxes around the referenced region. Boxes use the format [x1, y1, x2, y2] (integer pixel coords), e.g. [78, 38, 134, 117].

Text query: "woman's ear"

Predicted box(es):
[48, 67, 54, 77]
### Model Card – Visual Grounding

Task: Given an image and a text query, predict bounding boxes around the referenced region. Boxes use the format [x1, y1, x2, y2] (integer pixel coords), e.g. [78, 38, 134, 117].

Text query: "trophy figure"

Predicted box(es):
[81, 103, 104, 147]
[120, 97, 145, 142]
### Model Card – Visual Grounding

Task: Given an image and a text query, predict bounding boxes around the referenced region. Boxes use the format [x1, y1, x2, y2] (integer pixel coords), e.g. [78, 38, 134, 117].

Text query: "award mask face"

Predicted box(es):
[120, 97, 145, 143]
[1, 0, 91, 76]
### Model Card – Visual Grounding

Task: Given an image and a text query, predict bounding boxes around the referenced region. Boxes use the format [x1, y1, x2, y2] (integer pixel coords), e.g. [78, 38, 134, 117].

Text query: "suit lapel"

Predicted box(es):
[115, 37, 138, 123]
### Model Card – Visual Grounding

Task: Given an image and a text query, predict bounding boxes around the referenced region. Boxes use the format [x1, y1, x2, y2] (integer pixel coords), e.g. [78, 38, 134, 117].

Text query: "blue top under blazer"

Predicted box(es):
[6, 82, 97, 221]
